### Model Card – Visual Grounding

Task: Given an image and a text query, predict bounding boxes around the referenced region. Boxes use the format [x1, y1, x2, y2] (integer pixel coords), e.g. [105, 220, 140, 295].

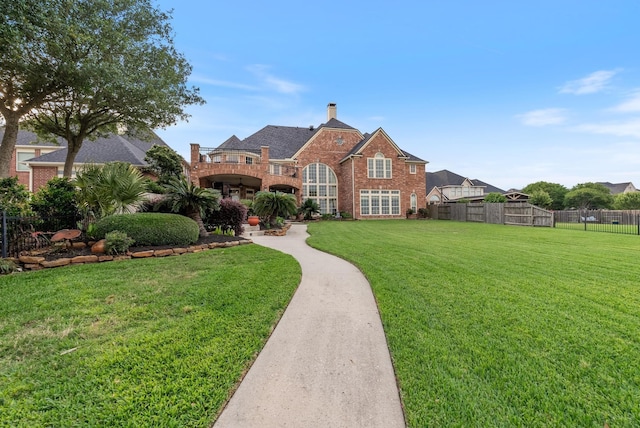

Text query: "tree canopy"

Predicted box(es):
[144, 145, 184, 184]
[563, 182, 614, 210]
[483, 192, 507, 203]
[0, 0, 75, 177]
[1, 0, 204, 177]
[613, 192, 640, 210]
[521, 181, 568, 210]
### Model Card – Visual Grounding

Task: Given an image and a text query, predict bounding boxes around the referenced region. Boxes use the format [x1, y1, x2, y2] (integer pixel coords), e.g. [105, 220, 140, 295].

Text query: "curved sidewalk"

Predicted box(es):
[214, 223, 405, 428]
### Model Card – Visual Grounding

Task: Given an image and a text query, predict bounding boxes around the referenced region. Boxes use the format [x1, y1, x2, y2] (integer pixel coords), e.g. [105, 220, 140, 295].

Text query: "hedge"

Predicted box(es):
[94, 213, 199, 246]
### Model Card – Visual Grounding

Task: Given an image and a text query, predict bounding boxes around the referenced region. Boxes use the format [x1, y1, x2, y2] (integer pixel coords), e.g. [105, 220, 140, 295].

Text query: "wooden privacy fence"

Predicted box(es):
[428, 202, 553, 227]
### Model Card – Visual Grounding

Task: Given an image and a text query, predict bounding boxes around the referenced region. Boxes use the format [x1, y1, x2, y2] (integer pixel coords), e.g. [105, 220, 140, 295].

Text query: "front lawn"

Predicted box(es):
[0, 245, 300, 427]
[307, 220, 640, 427]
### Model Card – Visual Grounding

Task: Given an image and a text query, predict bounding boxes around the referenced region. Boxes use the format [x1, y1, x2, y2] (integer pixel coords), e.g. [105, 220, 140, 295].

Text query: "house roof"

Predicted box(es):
[597, 182, 633, 194]
[20, 130, 168, 167]
[426, 169, 505, 195]
[216, 116, 425, 163]
[0, 129, 65, 147]
[471, 179, 505, 194]
[220, 125, 319, 159]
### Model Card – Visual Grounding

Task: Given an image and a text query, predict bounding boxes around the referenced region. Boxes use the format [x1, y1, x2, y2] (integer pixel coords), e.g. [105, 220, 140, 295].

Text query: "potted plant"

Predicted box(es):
[242, 199, 260, 226]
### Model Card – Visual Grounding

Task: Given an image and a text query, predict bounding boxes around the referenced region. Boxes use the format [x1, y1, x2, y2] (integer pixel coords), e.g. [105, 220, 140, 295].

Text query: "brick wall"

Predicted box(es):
[32, 166, 58, 191]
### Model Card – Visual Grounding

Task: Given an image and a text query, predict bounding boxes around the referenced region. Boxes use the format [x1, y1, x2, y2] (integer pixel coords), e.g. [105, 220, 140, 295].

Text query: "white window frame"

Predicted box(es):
[16, 151, 34, 172]
[302, 163, 338, 215]
[409, 164, 416, 174]
[367, 152, 392, 179]
[360, 189, 400, 216]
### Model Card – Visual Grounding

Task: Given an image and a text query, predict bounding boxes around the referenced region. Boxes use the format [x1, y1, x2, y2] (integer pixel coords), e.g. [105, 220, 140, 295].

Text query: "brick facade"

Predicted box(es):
[190, 105, 428, 220]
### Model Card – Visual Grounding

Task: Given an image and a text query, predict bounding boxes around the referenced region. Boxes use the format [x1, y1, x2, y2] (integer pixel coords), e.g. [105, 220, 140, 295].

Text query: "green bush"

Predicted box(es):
[0, 258, 19, 275]
[94, 213, 199, 246]
[104, 230, 135, 255]
[30, 177, 79, 230]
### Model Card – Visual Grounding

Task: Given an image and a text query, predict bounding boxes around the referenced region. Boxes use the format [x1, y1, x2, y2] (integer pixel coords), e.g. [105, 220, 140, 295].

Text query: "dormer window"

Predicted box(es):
[367, 152, 392, 179]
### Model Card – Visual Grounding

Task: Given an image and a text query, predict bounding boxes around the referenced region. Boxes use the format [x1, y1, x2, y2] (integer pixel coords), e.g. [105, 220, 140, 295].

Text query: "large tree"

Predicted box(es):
[521, 181, 568, 211]
[22, 0, 204, 177]
[0, 0, 74, 177]
[563, 182, 614, 210]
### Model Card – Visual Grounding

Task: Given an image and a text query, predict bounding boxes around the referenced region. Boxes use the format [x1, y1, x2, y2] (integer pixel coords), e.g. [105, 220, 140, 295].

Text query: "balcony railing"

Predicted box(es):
[197, 148, 261, 165]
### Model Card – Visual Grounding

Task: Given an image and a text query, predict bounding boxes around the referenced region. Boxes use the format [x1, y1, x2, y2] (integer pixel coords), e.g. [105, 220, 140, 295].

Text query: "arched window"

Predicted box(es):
[367, 152, 392, 178]
[411, 193, 417, 212]
[302, 163, 338, 214]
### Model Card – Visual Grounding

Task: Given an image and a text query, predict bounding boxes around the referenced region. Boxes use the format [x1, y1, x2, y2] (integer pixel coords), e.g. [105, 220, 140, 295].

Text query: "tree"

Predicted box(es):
[144, 145, 184, 185]
[483, 192, 507, 203]
[22, 0, 204, 177]
[563, 182, 614, 210]
[253, 191, 298, 227]
[613, 192, 640, 210]
[298, 198, 320, 220]
[0, 0, 74, 177]
[521, 181, 568, 211]
[529, 190, 553, 209]
[163, 177, 219, 238]
[74, 162, 148, 219]
[0, 177, 31, 216]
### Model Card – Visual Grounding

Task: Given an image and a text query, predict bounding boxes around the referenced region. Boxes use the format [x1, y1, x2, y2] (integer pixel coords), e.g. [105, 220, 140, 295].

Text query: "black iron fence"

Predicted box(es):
[554, 209, 640, 235]
[1, 211, 81, 258]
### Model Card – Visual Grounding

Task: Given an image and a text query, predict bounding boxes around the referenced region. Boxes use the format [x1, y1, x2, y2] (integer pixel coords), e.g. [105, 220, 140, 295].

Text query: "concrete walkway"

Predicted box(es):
[214, 223, 405, 428]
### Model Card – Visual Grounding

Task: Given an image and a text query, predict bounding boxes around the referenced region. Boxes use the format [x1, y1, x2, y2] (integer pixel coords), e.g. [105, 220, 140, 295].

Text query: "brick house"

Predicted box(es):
[426, 169, 528, 204]
[190, 103, 428, 219]
[0, 128, 172, 191]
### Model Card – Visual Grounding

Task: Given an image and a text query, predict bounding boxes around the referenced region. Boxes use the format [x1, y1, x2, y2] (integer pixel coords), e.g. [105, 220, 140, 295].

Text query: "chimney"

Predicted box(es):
[327, 103, 337, 121]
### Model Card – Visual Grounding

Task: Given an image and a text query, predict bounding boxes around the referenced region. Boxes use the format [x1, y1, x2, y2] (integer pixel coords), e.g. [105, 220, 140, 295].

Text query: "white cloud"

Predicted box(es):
[610, 90, 640, 113]
[517, 108, 567, 126]
[559, 69, 619, 95]
[246, 64, 306, 95]
[573, 118, 640, 138]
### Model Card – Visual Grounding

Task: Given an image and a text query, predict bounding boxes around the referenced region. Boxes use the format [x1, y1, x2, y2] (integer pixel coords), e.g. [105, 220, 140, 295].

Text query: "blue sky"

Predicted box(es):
[154, 0, 640, 191]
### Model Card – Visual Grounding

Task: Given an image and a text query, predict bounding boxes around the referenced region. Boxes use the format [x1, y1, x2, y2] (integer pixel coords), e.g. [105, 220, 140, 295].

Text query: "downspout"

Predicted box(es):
[352, 157, 356, 217]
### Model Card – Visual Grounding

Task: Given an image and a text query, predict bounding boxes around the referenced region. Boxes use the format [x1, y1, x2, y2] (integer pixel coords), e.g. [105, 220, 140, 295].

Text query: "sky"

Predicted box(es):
[153, 0, 640, 191]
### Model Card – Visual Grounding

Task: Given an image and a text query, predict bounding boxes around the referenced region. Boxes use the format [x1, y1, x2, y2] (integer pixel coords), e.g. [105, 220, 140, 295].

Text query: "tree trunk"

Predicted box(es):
[0, 112, 21, 178]
[63, 136, 83, 177]
[187, 210, 208, 238]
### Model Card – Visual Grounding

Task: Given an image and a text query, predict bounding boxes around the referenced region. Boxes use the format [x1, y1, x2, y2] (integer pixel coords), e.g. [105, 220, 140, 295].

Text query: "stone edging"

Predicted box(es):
[12, 239, 253, 272]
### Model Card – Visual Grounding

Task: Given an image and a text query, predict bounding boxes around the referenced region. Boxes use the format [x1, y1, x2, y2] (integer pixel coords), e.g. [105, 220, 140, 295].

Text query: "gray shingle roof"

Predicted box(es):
[14, 130, 168, 166]
[221, 125, 319, 159]
[319, 118, 356, 130]
[426, 169, 504, 195]
[597, 182, 632, 194]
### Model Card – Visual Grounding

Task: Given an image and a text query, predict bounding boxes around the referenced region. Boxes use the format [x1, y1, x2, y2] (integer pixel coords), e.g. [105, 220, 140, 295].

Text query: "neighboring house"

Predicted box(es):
[426, 169, 528, 204]
[190, 103, 428, 219]
[0, 128, 172, 191]
[597, 182, 638, 194]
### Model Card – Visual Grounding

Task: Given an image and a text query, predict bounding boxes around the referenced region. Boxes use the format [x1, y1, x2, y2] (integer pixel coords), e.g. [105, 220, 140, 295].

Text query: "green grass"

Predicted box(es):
[0, 245, 300, 427]
[307, 220, 640, 427]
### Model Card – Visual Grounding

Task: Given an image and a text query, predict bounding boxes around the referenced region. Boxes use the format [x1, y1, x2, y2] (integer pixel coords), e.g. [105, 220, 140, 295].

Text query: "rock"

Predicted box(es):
[41, 258, 71, 268]
[154, 249, 174, 257]
[71, 242, 87, 249]
[91, 239, 106, 254]
[173, 248, 188, 255]
[131, 250, 154, 258]
[19, 255, 45, 264]
[71, 255, 98, 264]
[98, 255, 114, 262]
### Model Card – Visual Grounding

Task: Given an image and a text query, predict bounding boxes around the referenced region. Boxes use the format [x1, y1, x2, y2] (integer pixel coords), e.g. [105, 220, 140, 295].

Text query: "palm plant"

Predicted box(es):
[163, 177, 219, 237]
[298, 198, 320, 220]
[252, 191, 297, 227]
[74, 162, 148, 219]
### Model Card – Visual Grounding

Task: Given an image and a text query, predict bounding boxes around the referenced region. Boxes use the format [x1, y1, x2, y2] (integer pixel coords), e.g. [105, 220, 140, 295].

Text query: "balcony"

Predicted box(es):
[197, 148, 261, 165]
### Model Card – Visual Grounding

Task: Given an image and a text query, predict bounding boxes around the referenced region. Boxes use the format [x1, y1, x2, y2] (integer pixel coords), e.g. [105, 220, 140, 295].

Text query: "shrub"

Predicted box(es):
[94, 213, 199, 246]
[0, 258, 19, 275]
[417, 208, 429, 218]
[204, 199, 247, 236]
[483, 192, 507, 203]
[0, 177, 31, 216]
[298, 198, 320, 220]
[253, 191, 297, 227]
[104, 230, 135, 255]
[30, 177, 79, 230]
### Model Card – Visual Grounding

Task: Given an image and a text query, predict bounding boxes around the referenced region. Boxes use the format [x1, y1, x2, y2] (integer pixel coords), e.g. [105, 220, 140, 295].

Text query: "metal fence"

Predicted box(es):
[1, 211, 81, 258]
[554, 209, 640, 235]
